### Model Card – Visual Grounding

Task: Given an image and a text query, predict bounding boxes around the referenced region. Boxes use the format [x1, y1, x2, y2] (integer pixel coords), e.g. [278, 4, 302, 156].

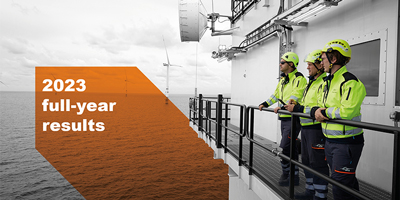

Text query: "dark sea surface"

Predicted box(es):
[1, 92, 223, 200]
[1, 92, 84, 199]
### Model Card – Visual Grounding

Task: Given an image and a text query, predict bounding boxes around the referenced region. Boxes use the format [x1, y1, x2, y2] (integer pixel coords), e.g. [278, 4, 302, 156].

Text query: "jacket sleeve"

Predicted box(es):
[261, 79, 281, 107]
[325, 80, 366, 120]
[289, 76, 307, 104]
[310, 82, 325, 118]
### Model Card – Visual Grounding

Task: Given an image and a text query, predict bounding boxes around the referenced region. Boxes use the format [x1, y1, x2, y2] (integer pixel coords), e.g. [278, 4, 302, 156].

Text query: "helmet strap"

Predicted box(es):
[326, 53, 334, 74]
[312, 63, 323, 77]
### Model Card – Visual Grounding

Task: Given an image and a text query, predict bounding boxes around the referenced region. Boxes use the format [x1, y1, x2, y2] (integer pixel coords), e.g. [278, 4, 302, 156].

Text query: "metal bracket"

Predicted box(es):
[274, 19, 308, 26]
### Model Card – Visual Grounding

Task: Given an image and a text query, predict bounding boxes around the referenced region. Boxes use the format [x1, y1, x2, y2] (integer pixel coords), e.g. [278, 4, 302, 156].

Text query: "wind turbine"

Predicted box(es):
[0, 73, 6, 87]
[0, 81, 6, 87]
[162, 36, 182, 104]
[125, 69, 127, 97]
[51, 73, 57, 95]
[123, 69, 135, 97]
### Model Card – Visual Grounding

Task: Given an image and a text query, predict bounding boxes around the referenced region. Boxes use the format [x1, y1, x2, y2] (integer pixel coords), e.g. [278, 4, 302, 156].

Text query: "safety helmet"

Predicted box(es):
[304, 49, 322, 63]
[281, 52, 299, 68]
[322, 39, 351, 58]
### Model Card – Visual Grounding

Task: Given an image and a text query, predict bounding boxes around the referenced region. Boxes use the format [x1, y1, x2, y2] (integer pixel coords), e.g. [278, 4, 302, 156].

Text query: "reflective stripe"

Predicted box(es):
[267, 95, 277, 105]
[322, 127, 363, 136]
[327, 107, 351, 119]
[314, 184, 328, 191]
[305, 106, 311, 114]
[306, 184, 314, 190]
[281, 163, 289, 169]
[315, 191, 328, 198]
[334, 169, 355, 174]
[300, 118, 314, 124]
[352, 115, 362, 122]
[322, 115, 363, 137]
[335, 108, 341, 119]
[289, 95, 298, 102]
[327, 107, 335, 118]
[306, 178, 313, 183]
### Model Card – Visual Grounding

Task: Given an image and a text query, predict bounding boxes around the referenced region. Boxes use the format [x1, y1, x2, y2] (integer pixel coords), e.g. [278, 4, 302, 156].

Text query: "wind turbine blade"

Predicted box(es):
[0, 81, 7, 86]
[51, 73, 56, 80]
[163, 36, 170, 65]
[170, 64, 183, 68]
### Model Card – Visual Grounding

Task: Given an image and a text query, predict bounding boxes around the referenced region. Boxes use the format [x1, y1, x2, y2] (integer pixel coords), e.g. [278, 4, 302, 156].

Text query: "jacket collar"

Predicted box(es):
[315, 72, 327, 81]
[325, 66, 347, 81]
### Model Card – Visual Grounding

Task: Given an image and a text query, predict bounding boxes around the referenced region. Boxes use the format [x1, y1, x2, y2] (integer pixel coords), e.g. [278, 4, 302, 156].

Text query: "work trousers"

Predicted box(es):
[301, 127, 329, 199]
[325, 141, 364, 200]
[280, 119, 301, 176]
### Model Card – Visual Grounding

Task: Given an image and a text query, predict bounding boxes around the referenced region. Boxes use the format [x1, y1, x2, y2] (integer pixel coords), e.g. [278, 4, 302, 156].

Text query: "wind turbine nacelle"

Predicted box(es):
[178, 0, 208, 42]
[163, 63, 168, 66]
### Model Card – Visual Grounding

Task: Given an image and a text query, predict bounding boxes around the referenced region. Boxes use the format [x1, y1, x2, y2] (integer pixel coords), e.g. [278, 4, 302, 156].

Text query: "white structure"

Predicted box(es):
[162, 37, 182, 101]
[183, 0, 400, 199]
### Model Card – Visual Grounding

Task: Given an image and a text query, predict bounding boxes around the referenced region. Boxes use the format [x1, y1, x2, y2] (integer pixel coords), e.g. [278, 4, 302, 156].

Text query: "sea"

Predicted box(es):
[0, 92, 226, 200]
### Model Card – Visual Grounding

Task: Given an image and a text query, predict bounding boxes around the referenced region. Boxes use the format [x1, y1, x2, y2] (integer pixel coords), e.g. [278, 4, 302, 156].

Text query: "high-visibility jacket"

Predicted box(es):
[297, 73, 327, 126]
[262, 69, 307, 119]
[316, 66, 366, 139]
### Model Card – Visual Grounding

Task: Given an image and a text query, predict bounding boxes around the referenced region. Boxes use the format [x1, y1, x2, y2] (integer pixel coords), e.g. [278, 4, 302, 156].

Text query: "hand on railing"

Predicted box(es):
[274, 107, 281, 114]
[315, 108, 329, 122]
[284, 99, 296, 112]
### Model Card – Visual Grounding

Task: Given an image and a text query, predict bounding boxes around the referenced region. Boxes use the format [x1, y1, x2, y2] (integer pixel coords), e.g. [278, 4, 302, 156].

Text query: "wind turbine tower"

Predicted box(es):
[162, 37, 182, 104]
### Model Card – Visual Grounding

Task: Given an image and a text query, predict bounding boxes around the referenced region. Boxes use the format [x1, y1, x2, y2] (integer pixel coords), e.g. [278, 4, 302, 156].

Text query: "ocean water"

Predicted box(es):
[1, 92, 227, 199]
[168, 94, 191, 118]
[0, 92, 84, 199]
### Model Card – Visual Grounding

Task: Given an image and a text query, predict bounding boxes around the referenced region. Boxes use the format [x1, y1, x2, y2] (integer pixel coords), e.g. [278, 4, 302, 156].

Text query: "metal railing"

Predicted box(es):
[231, 0, 260, 23]
[189, 94, 400, 200]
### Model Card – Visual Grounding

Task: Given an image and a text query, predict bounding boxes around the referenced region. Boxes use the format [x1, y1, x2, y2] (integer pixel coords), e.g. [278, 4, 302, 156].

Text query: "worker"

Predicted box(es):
[285, 50, 329, 200]
[259, 52, 307, 186]
[310, 39, 366, 200]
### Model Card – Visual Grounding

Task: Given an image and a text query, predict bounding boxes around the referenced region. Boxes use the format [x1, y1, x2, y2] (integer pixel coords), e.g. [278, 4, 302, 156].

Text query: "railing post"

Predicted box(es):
[249, 108, 254, 176]
[289, 114, 298, 199]
[198, 94, 203, 132]
[224, 102, 229, 153]
[239, 106, 244, 166]
[391, 111, 400, 200]
[216, 94, 223, 148]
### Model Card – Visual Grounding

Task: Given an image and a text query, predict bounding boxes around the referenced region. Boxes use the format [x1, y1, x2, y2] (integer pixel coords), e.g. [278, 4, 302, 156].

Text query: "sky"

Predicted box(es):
[0, 0, 232, 95]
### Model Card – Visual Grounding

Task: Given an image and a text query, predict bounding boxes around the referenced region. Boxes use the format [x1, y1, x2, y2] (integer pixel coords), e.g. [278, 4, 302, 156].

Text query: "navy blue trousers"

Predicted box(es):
[280, 119, 301, 176]
[301, 127, 329, 199]
[325, 141, 364, 200]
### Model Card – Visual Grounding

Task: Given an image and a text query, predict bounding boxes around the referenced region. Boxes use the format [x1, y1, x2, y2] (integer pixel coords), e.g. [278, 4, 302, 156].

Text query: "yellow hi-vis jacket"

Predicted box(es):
[262, 69, 307, 119]
[316, 66, 366, 139]
[297, 73, 327, 126]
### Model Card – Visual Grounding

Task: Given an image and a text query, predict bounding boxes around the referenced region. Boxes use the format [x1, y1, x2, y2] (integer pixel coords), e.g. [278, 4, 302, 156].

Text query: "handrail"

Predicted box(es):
[247, 105, 375, 200]
[190, 94, 400, 200]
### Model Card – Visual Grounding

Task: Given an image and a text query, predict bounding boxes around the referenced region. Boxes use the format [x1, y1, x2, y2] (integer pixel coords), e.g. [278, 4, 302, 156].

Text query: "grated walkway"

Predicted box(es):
[205, 124, 391, 200]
